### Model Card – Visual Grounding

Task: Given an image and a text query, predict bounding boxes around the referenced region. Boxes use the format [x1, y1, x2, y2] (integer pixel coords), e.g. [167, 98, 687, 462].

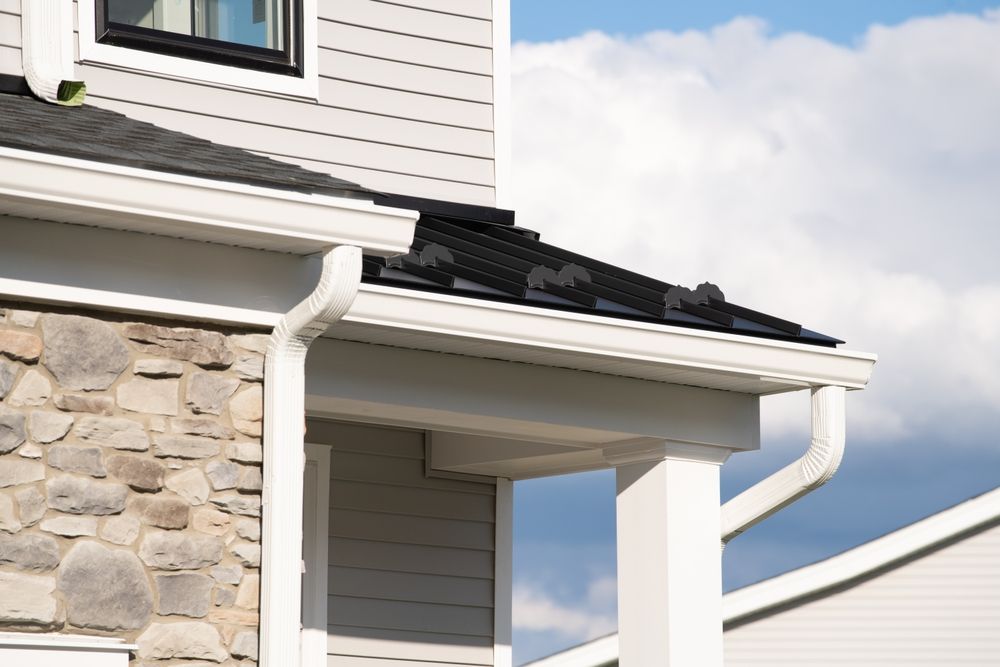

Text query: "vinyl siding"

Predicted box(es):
[724, 521, 1000, 666]
[0, 2, 19, 77]
[310, 420, 497, 667]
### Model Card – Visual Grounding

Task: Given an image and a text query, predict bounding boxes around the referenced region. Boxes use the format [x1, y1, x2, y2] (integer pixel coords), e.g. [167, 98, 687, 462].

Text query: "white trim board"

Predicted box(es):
[302, 443, 331, 667]
[494, 477, 514, 667]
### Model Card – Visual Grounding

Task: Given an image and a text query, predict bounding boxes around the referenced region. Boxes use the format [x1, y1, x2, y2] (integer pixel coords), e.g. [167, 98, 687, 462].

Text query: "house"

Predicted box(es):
[0, 1, 876, 665]
[525, 485, 1000, 667]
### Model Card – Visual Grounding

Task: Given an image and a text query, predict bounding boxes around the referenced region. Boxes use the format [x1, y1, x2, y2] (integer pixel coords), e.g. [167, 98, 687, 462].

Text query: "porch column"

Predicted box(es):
[605, 441, 729, 666]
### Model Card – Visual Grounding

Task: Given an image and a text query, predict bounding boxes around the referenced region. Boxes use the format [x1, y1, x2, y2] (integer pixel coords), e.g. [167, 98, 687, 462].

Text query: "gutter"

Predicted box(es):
[720, 385, 846, 544]
[259, 245, 363, 667]
[21, 0, 86, 105]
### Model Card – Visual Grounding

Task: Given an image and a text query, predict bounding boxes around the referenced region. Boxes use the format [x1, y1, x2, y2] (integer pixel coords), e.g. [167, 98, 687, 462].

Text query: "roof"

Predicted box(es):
[524, 485, 1000, 667]
[368, 195, 843, 347]
[0, 76, 372, 199]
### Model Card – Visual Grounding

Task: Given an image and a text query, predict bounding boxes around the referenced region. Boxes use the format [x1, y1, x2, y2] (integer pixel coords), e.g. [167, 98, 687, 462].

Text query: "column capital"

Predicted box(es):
[603, 437, 732, 467]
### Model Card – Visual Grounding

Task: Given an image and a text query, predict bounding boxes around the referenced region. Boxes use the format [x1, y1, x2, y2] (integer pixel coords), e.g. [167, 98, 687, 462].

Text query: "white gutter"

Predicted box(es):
[720, 385, 846, 544]
[21, 0, 86, 105]
[259, 245, 363, 667]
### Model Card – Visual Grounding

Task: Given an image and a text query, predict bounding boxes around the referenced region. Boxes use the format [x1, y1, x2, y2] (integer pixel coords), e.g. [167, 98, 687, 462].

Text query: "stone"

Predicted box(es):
[0, 359, 17, 398]
[40, 515, 97, 537]
[211, 564, 243, 585]
[148, 415, 167, 432]
[58, 541, 153, 631]
[237, 466, 262, 493]
[0, 492, 21, 533]
[134, 358, 184, 378]
[139, 531, 224, 570]
[18, 443, 42, 458]
[134, 495, 189, 529]
[166, 468, 210, 505]
[53, 393, 115, 416]
[0, 571, 61, 629]
[136, 621, 228, 662]
[186, 373, 240, 416]
[205, 460, 239, 490]
[0, 404, 27, 454]
[0, 459, 44, 487]
[226, 442, 262, 465]
[99, 514, 141, 546]
[45, 474, 128, 515]
[8, 310, 40, 328]
[14, 486, 45, 526]
[234, 519, 260, 542]
[207, 608, 257, 626]
[230, 543, 261, 568]
[107, 455, 165, 491]
[229, 386, 263, 436]
[125, 323, 235, 369]
[41, 315, 129, 390]
[28, 410, 73, 443]
[7, 369, 51, 407]
[153, 434, 220, 459]
[172, 418, 235, 440]
[192, 508, 231, 536]
[229, 334, 268, 355]
[0, 330, 42, 363]
[230, 631, 258, 660]
[233, 354, 264, 382]
[0, 533, 59, 570]
[76, 415, 150, 450]
[117, 378, 179, 416]
[234, 573, 259, 610]
[156, 573, 214, 617]
[47, 444, 107, 477]
[214, 586, 236, 607]
[211, 494, 261, 517]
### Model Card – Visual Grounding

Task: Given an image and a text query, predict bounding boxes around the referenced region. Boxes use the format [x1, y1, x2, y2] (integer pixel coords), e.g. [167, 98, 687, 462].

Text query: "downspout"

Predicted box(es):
[21, 0, 86, 105]
[259, 245, 362, 667]
[720, 385, 846, 545]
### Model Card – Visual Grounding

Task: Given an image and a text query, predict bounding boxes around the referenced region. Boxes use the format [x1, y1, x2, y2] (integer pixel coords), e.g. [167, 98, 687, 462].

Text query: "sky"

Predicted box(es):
[508, 2, 1000, 664]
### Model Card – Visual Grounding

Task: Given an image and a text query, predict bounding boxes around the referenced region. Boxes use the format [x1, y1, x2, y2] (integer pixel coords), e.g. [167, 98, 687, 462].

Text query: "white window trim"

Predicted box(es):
[76, 0, 319, 99]
[302, 442, 331, 666]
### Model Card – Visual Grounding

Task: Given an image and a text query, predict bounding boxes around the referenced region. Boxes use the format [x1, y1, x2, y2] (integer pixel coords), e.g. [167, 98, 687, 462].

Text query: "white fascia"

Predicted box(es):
[522, 634, 618, 667]
[0, 147, 417, 256]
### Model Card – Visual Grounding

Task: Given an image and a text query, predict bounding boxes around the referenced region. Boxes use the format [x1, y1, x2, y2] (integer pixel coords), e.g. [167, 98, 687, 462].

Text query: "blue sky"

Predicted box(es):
[509, 2, 1000, 664]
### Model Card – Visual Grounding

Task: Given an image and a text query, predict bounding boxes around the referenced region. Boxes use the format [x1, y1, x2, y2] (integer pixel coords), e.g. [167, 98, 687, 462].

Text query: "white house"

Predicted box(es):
[0, 1, 875, 666]
[526, 485, 1000, 667]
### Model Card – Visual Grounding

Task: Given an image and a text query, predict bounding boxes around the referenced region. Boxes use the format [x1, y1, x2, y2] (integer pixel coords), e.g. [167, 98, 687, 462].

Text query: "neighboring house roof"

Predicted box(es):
[524, 485, 1000, 667]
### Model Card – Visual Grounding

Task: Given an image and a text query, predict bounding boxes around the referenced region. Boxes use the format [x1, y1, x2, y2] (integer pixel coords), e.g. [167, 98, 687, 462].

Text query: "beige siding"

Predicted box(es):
[310, 421, 497, 667]
[724, 521, 1000, 666]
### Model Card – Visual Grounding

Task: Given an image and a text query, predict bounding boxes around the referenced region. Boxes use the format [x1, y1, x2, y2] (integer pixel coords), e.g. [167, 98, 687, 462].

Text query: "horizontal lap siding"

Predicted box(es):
[317, 421, 496, 667]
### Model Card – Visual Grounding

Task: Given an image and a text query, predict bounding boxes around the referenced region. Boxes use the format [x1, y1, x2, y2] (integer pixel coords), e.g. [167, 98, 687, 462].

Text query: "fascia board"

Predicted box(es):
[0, 147, 417, 256]
[346, 284, 878, 390]
[523, 634, 618, 667]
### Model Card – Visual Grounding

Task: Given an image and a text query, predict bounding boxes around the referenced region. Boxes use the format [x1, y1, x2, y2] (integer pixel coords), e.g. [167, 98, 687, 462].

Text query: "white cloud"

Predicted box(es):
[511, 12, 1000, 446]
[513, 576, 617, 641]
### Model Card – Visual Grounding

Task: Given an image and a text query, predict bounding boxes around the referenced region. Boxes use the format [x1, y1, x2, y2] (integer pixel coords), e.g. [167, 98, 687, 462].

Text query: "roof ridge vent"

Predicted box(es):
[664, 282, 725, 308]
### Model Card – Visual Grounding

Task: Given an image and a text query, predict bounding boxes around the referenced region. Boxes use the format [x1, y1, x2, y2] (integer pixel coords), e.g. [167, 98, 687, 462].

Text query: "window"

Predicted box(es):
[96, 0, 301, 76]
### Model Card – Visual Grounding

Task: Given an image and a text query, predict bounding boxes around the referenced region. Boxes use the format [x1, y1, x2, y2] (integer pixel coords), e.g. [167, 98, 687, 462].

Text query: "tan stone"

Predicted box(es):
[207, 607, 258, 626]
[40, 516, 98, 537]
[234, 573, 259, 610]
[99, 514, 141, 546]
[117, 378, 179, 416]
[133, 495, 189, 529]
[0, 330, 42, 362]
[166, 468, 211, 505]
[7, 369, 51, 407]
[53, 393, 115, 415]
[229, 386, 262, 437]
[192, 508, 231, 536]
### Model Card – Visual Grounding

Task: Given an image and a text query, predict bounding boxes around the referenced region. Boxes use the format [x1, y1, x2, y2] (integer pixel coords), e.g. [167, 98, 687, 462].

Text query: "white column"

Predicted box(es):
[606, 441, 729, 667]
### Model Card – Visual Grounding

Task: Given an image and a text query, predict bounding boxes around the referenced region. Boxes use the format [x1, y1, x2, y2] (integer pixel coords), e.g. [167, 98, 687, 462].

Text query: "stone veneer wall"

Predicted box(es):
[0, 305, 267, 665]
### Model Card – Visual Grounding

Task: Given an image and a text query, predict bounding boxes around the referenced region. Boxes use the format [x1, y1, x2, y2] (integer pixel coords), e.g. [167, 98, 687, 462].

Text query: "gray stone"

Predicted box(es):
[17, 443, 42, 458]
[99, 515, 140, 546]
[58, 541, 153, 631]
[192, 508, 231, 536]
[237, 466, 262, 493]
[0, 404, 27, 454]
[14, 486, 45, 526]
[0, 359, 17, 399]
[235, 573, 259, 609]
[226, 442, 262, 465]
[45, 474, 128, 515]
[117, 378, 179, 416]
[0, 492, 21, 533]
[229, 334, 268, 355]
[7, 369, 51, 407]
[214, 586, 236, 607]
[229, 386, 263, 437]
[205, 460, 239, 490]
[136, 621, 228, 662]
[233, 354, 264, 382]
[230, 631, 258, 660]
[134, 358, 184, 378]
[0, 459, 44, 487]
[41, 315, 129, 390]
[0, 329, 42, 363]
[156, 572, 214, 617]
[166, 468, 210, 505]
[234, 519, 260, 542]
[133, 495, 189, 529]
[171, 418, 236, 440]
[47, 445, 107, 477]
[153, 434, 220, 459]
[230, 543, 261, 568]
[211, 494, 261, 517]
[8, 310, 40, 328]
[0, 533, 60, 570]
[107, 455, 165, 491]
[186, 372, 240, 416]
[53, 393, 115, 416]
[40, 515, 97, 537]
[125, 323, 235, 369]
[210, 564, 243, 585]
[139, 531, 224, 570]
[0, 571, 61, 629]
[28, 410, 73, 443]
[76, 415, 149, 450]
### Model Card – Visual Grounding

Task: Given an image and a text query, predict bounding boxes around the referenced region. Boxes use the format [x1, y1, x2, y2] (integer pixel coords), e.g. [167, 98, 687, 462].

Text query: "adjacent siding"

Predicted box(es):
[309, 420, 497, 667]
[724, 521, 1000, 666]
[0, 2, 20, 77]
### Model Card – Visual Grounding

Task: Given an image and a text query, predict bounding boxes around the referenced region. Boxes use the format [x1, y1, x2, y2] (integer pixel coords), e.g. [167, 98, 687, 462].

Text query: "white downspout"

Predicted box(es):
[259, 244, 362, 667]
[720, 385, 846, 544]
[21, 0, 86, 105]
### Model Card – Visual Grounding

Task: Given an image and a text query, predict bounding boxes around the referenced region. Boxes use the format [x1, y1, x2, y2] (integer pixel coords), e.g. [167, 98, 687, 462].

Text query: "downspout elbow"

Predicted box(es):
[21, 0, 86, 105]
